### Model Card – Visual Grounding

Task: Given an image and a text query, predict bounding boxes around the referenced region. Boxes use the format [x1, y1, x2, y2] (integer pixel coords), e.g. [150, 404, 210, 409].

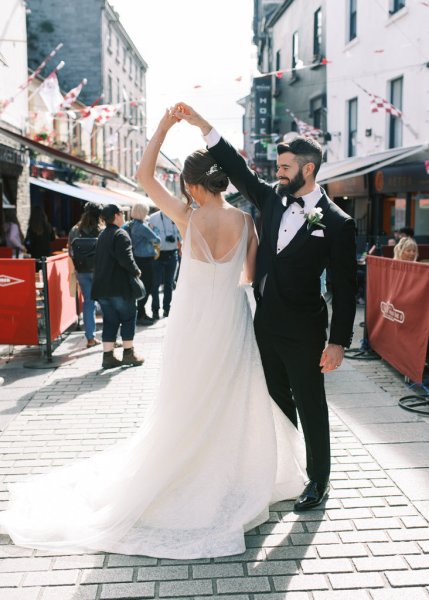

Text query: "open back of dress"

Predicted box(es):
[0, 209, 305, 559]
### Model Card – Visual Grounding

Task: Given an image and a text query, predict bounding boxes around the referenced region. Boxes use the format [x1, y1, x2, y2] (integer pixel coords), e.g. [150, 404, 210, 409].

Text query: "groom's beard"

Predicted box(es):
[277, 167, 306, 197]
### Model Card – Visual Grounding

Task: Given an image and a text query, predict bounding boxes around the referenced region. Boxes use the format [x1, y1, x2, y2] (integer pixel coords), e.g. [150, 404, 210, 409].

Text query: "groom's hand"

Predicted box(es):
[173, 102, 213, 135]
[320, 344, 344, 373]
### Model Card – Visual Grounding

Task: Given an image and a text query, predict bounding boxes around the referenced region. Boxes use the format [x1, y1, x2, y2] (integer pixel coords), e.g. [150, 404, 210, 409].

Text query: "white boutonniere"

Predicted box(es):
[304, 207, 326, 230]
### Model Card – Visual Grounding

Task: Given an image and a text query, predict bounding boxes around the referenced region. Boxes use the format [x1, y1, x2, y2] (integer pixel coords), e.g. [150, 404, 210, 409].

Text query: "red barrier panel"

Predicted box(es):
[0, 247, 13, 258]
[0, 258, 39, 344]
[366, 256, 429, 383]
[46, 254, 77, 340]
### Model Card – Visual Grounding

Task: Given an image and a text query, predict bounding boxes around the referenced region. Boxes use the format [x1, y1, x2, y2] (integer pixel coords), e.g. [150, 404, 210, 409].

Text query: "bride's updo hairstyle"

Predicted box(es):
[180, 149, 229, 205]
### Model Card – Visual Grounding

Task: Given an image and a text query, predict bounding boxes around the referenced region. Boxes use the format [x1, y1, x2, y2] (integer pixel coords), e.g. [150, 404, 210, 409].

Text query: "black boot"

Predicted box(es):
[102, 351, 122, 369]
[122, 347, 145, 367]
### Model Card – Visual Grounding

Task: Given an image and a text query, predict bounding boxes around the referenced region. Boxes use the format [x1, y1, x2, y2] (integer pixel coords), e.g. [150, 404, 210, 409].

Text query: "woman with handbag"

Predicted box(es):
[91, 204, 144, 369]
[123, 202, 160, 325]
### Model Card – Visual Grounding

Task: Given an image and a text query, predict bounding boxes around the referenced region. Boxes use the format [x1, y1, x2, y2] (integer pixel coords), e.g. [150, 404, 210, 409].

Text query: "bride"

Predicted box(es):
[0, 109, 306, 559]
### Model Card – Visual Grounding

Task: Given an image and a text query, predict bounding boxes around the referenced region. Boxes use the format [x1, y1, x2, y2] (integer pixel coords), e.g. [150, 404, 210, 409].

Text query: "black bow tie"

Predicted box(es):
[285, 195, 305, 210]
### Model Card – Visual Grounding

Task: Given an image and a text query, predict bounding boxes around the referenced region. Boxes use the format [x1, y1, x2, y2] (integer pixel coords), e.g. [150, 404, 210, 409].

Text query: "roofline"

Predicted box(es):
[103, 1, 149, 70]
[266, 0, 294, 28]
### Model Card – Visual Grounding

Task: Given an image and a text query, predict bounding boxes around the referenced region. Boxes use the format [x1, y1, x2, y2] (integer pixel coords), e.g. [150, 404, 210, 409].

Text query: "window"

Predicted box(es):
[107, 25, 112, 51]
[292, 31, 299, 70]
[123, 45, 127, 69]
[348, 0, 357, 42]
[117, 78, 121, 103]
[389, 76, 403, 148]
[116, 35, 120, 59]
[390, 0, 405, 14]
[313, 8, 322, 57]
[108, 73, 113, 103]
[347, 97, 358, 157]
[310, 95, 326, 131]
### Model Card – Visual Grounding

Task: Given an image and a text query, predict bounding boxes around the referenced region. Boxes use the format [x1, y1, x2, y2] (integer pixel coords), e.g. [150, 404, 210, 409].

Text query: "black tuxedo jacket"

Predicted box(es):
[208, 137, 357, 347]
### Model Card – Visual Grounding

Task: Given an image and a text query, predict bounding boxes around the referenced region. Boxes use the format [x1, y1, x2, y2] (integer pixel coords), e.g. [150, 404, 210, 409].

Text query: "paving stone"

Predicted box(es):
[100, 582, 155, 599]
[301, 558, 354, 573]
[316, 543, 368, 558]
[339, 531, 389, 543]
[329, 572, 384, 589]
[23, 569, 79, 586]
[42, 584, 98, 599]
[353, 555, 408, 571]
[137, 565, 189, 581]
[0, 557, 51, 572]
[246, 561, 298, 576]
[160, 579, 213, 597]
[388, 527, 429, 541]
[80, 567, 133, 584]
[217, 577, 270, 593]
[53, 555, 104, 569]
[192, 563, 244, 578]
[273, 575, 329, 591]
[0, 572, 22, 586]
[386, 569, 429, 586]
[405, 554, 429, 569]
[313, 592, 370, 600]
[254, 594, 310, 600]
[0, 589, 41, 600]
[369, 589, 429, 600]
[368, 541, 421, 555]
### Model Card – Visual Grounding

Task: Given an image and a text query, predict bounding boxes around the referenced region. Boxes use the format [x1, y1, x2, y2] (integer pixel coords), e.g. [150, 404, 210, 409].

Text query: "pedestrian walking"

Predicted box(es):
[148, 210, 180, 319]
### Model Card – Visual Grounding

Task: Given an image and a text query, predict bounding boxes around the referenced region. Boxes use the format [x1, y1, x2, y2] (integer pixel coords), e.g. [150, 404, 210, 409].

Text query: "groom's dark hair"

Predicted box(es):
[277, 136, 323, 177]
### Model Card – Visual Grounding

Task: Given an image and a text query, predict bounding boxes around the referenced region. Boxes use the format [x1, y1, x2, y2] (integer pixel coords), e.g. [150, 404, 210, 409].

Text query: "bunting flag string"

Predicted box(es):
[0, 43, 63, 115]
[59, 78, 87, 110]
[355, 83, 402, 118]
[285, 108, 323, 139]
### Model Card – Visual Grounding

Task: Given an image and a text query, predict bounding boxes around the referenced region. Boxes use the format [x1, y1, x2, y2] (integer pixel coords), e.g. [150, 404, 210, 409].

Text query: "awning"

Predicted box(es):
[0, 125, 136, 186]
[106, 186, 156, 208]
[29, 177, 132, 208]
[317, 142, 429, 185]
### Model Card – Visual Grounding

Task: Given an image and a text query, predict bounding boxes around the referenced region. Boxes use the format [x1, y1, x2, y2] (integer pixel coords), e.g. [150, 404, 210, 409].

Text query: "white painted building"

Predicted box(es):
[325, 0, 429, 162]
[0, 0, 30, 229]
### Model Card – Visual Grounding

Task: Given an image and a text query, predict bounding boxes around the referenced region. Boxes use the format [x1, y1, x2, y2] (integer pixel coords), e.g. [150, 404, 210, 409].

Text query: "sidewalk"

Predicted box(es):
[1, 306, 429, 600]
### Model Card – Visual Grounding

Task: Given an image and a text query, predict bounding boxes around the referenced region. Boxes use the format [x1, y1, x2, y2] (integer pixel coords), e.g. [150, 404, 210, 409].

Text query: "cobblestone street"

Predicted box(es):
[0, 305, 428, 600]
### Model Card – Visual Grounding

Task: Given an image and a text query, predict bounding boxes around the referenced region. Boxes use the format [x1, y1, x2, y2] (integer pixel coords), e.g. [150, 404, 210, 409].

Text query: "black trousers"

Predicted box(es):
[134, 256, 154, 318]
[254, 308, 330, 485]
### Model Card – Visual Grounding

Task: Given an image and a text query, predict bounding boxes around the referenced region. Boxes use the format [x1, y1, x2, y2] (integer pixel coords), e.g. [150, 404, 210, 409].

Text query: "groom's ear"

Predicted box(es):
[304, 162, 316, 178]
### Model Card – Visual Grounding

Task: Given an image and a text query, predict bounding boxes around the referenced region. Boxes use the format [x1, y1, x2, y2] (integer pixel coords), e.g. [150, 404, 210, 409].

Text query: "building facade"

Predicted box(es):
[323, 0, 429, 240]
[0, 0, 31, 230]
[26, 0, 148, 181]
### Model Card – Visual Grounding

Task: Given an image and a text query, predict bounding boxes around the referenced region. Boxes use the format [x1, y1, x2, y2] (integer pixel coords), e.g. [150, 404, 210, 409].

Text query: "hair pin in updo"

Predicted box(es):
[205, 164, 221, 176]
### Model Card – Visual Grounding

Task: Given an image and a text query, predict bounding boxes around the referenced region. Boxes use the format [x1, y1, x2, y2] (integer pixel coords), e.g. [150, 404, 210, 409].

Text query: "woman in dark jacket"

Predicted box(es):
[68, 202, 103, 348]
[25, 206, 55, 262]
[91, 204, 144, 370]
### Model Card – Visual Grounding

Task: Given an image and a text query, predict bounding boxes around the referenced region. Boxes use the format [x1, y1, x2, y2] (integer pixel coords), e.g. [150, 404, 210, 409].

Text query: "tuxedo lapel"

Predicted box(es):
[279, 192, 330, 258]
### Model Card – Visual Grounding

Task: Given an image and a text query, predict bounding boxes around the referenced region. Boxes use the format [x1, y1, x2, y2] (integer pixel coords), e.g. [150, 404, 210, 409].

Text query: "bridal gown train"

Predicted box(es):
[0, 211, 306, 559]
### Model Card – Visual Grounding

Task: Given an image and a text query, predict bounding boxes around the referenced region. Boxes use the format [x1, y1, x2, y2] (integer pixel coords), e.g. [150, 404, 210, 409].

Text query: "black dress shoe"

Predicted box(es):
[152, 310, 160, 320]
[294, 480, 330, 512]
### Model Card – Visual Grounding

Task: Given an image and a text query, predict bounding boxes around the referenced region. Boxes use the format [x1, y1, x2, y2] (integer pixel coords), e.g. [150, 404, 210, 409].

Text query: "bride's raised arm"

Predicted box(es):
[136, 109, 191, 227]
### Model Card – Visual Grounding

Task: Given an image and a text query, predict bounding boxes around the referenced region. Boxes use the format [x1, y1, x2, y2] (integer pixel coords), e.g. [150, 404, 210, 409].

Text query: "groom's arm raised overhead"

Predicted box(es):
[173, 103, 273, 211]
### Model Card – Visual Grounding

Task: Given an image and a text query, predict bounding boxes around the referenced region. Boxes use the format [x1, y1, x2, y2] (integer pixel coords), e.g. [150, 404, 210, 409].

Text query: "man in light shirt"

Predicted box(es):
[149, 210, 181, 319]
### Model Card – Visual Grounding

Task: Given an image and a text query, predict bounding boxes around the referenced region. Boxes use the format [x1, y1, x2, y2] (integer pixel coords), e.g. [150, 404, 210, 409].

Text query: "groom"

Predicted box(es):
[175, 104, 357, 511]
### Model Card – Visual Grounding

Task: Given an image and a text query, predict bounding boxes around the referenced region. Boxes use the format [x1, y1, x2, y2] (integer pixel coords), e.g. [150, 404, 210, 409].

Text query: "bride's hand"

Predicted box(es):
[172, 102, 212, 135]
[157, 108, 179, 133]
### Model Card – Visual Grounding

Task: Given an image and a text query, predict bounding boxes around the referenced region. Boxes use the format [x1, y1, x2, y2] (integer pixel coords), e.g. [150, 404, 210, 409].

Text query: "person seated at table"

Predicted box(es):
[393, 236, 418, 262]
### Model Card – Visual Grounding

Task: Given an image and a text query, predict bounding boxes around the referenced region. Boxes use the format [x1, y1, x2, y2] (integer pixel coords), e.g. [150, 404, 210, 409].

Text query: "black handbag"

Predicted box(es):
[129, 274, 145, 300]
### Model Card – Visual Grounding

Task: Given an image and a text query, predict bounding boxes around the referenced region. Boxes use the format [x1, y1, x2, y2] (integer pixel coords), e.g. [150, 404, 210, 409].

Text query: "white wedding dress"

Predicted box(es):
[0, 211, 306, 559]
